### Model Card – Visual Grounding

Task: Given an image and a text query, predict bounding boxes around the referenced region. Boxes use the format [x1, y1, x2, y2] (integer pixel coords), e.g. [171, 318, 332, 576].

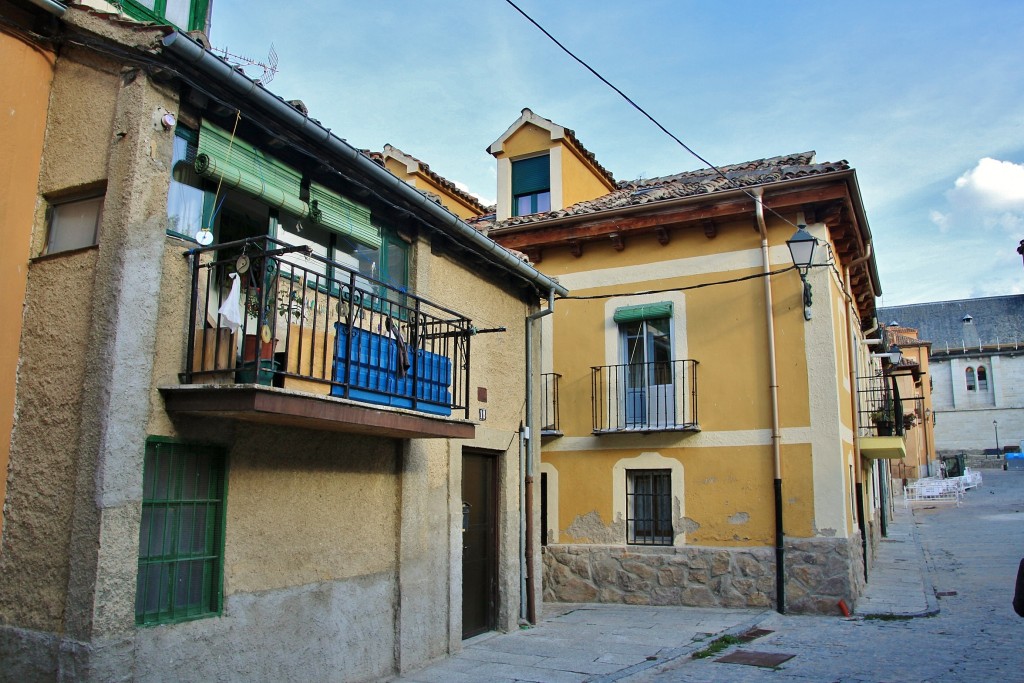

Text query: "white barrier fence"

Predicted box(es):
[904, 468, 982, 508]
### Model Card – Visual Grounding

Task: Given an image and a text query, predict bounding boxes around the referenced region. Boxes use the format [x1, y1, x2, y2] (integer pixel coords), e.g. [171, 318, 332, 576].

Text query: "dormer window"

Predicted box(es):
[512, 155, 551, 217]
[121, 0, 210, 32]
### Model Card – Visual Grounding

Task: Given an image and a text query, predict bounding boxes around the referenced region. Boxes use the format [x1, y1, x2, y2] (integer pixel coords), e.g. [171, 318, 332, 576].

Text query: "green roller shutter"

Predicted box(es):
[512, 155, 550, 195]
[613, 302, 673, 324]
[196, 121, 311, 219]
[310, 183, 380, 249]
[196, 121, 380, 248]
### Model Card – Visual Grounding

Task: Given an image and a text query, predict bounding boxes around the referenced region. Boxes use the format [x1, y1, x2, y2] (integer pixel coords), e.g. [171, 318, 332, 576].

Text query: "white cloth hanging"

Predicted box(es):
[218, 272, 243, 333]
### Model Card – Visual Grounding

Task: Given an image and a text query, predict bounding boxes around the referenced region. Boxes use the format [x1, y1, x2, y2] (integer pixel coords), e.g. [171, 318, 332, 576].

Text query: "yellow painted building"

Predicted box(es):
[0, 2, 57, 535]
[487, 110, 895, 614]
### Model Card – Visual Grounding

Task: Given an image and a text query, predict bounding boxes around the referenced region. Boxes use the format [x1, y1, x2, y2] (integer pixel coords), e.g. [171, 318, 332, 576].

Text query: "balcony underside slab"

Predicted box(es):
[160, 385, 475, 439]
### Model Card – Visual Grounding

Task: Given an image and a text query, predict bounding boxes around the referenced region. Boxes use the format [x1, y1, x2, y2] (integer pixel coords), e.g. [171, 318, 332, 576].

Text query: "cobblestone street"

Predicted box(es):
[624, 469, 1024, 682]
[399, 470, 1024, 683]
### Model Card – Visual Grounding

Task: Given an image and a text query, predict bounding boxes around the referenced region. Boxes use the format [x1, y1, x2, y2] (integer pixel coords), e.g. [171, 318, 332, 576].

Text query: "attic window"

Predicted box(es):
[512, 155, 550, 217]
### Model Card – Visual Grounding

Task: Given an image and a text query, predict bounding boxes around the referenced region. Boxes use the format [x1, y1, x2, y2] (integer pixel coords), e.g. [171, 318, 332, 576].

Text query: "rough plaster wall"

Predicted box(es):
[417, 237, 534, 634]
[224, 428, 400, 593]
[0, 251, 99, 632]
[133, 572, 398, 683]
[398, 439, 451, 671]
[59, 66, 180, 645]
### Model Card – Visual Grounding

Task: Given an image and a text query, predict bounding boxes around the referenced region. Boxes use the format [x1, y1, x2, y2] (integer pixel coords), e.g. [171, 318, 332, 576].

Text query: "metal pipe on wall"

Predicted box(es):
[753, 189, 785, 614]
[521, 288, 554, 624]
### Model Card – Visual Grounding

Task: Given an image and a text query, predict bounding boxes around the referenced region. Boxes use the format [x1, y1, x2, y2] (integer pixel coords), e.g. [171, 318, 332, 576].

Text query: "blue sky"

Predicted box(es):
[211, 1, 1024, 306]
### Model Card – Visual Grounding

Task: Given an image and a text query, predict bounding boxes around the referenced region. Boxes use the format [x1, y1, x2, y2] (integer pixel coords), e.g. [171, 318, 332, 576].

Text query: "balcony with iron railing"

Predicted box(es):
[160, 236, 475, 439]
[540, 372, 561, 437]
[856, 371, 909, 460]
[591, 359, 699, 433]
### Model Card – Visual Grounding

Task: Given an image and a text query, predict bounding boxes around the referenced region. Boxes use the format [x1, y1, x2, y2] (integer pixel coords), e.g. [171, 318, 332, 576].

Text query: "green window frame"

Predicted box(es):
[135, 437, 227, 626]
[120, 0, 210, 32]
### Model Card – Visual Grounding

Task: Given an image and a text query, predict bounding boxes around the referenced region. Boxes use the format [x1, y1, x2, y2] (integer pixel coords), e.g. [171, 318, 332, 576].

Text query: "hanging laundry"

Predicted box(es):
[387, 316, 411, 378]
[218, 272, 243, 333]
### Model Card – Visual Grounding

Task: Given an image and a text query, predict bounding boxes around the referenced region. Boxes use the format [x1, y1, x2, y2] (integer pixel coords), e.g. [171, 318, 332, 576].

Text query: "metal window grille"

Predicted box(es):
[136, 439, 226, 625]
[626, 469, 672, 545]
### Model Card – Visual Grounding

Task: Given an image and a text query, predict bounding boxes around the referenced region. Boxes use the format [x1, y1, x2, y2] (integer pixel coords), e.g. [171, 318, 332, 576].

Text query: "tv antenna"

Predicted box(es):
[211, 43, 279, 85]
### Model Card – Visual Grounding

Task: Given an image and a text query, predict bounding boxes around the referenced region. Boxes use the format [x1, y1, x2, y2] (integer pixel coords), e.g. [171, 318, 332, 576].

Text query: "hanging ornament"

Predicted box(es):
[235, 254, 250, 274]
[195, 227, 213, 246]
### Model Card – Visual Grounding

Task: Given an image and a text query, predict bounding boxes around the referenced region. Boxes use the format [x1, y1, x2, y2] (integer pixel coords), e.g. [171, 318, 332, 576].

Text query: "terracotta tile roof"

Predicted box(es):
[489, 151, 850, 231]
[375, 146, 488, 216]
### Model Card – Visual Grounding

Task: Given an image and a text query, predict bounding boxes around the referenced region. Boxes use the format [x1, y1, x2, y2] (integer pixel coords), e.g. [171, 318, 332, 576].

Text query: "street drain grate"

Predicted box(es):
[716, 650, 795, 668]
[737, 628, 774, 643]
[936, 591, 958, 597]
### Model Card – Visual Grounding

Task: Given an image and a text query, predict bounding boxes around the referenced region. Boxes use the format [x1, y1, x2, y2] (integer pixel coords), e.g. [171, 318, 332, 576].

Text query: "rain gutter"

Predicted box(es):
[28, 0, 65, 15]
[160, 31, 566, 300]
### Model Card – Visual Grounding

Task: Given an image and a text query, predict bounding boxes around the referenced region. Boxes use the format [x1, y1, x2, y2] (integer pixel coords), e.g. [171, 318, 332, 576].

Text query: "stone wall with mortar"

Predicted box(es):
[543, 535, 863, 615]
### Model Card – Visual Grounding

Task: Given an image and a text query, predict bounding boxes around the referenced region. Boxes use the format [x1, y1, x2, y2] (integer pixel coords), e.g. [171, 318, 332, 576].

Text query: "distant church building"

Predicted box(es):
[878, 295, 1024, 456]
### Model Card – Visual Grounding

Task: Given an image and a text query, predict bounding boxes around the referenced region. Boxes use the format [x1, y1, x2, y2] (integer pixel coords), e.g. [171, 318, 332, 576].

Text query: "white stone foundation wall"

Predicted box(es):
[543, 537, 863, 615]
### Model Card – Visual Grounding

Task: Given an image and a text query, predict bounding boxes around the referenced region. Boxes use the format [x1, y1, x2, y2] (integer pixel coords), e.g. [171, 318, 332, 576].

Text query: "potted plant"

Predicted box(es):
[870, 408, 895, 436]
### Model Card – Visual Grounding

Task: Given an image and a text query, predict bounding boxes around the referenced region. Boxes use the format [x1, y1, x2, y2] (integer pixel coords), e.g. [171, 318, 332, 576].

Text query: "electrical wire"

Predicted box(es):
[502, 0, 805, 235]
[557, 264, 799, 301]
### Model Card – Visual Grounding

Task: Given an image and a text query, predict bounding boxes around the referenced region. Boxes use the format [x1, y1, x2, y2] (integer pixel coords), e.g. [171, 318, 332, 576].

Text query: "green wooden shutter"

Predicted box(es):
[512, 155, 550, 195]
[310, 183, 381, 249]
[195, 120, 311, 219]
[613, 302, 673, 324]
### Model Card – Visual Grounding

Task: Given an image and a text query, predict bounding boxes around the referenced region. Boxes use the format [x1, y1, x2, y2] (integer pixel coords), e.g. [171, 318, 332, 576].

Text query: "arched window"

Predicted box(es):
[977, 366, 988, 391]
[966, 367, 976, 391]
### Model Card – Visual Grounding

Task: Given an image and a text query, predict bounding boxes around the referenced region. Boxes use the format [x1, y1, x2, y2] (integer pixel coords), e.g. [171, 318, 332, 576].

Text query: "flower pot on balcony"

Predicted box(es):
[242, 333, 276, 361]
[874, 420, 894, 437]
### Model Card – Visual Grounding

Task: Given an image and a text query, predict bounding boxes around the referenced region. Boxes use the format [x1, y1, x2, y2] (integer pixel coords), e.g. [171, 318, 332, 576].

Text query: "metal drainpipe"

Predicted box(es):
[28, 0, 65, 15]
[753, 189, 785, 614]
[522, 288, 554, 624]
[843, 244, 873, 581]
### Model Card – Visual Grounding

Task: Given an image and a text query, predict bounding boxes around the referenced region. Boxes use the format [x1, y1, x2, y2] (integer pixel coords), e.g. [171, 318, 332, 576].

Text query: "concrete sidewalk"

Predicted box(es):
[396, 500, 934, 683]
[853, 496, 938, 617]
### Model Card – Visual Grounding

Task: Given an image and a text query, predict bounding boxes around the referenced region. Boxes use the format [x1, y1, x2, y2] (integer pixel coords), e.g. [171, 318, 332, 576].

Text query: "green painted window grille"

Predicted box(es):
[135, 438, 226, 626]
[613, 302, 673, 324]
[512, 155, 551, 217]
[120, 0, 210, 32]
[626, 469, 673, 545]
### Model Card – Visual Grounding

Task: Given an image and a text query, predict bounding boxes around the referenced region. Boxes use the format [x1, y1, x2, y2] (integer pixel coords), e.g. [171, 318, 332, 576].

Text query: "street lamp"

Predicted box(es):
[994, 420, 1000, 453]
[786, 224, 820, 321]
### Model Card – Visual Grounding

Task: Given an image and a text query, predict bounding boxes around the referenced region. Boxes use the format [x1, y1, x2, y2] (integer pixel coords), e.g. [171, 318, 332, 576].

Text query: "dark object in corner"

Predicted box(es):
[1014, 558, 1024, 618]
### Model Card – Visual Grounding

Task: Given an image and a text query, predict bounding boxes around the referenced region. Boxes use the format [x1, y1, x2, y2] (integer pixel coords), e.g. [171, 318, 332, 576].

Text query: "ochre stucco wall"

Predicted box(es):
[0, 29, 56, 537]
[559, 144, 615, 208]
[536, 213, 855, 549]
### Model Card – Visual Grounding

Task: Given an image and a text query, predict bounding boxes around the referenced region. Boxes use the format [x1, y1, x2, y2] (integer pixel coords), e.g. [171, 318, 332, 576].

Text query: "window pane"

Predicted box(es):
[48, 196, 102, 254]
[536, 191, 551, 213]
[164, 0, 192, 27]
[168, 135, 206, 236]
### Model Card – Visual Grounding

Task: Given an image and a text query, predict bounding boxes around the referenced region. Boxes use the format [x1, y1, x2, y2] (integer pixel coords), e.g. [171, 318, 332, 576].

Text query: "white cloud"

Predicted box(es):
[929, 159, 1024, 236]
[952, 158, 1024, 211]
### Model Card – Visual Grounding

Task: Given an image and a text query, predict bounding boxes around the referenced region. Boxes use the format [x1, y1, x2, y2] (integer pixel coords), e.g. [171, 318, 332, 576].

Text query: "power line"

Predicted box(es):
[557, 265, 799, 301]
[502, 0, 803, 234]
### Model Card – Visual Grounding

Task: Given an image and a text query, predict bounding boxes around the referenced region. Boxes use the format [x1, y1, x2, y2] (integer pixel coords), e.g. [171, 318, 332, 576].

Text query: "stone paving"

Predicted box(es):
[395, 471, 1024, 682]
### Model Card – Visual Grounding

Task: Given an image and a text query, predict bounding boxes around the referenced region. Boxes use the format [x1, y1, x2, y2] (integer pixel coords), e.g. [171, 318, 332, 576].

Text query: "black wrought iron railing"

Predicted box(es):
[591, 359, 698, 433]
[541, 372, 561, 435]
[856, 371, 909, 437]
[183, 236, 471, 418]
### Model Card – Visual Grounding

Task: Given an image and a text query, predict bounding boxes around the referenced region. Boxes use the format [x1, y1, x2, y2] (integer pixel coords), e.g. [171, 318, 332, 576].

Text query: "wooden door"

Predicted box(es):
[461, 450, 497, 638]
